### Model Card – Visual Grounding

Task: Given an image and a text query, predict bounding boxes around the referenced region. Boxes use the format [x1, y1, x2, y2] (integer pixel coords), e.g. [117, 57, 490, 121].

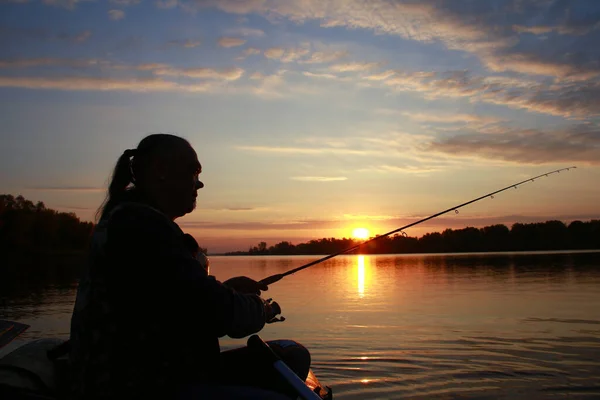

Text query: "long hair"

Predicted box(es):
[95, 134, 190, 222]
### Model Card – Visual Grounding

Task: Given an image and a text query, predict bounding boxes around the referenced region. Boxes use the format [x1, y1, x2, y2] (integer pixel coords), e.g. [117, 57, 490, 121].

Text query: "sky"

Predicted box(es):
[1, 0, 599, 253]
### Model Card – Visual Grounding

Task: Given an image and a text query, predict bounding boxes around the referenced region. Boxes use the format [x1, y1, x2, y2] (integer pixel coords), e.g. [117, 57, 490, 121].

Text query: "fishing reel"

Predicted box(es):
[263, 297, 285, 324]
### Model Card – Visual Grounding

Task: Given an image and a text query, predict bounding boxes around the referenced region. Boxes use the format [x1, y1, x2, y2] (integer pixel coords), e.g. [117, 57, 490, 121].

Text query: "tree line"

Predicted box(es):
[228, 220, 600, 255]
[0, 194, 94, 256]
[2, 194, 599, 258]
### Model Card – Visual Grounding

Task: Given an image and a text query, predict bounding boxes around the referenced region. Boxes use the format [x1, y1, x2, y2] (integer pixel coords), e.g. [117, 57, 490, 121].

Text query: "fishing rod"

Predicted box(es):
[259, 166, 576, 286]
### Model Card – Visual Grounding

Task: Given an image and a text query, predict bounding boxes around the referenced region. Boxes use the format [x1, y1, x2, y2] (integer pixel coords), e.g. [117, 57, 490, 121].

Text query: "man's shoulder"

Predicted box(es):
[106, 202, 179, 235]
[110, 202, 168, 222]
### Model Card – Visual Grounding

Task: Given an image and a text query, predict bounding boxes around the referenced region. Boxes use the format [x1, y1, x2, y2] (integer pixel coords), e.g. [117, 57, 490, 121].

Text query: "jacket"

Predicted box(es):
[69, 202, 266, 398]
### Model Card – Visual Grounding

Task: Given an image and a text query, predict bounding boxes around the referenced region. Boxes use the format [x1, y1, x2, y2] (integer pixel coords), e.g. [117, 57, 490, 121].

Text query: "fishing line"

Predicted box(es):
[259, 167, 576, 286]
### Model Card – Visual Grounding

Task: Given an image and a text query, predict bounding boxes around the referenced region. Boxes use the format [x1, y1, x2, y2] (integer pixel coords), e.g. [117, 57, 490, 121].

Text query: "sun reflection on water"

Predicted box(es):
[358, 255, 365, 297]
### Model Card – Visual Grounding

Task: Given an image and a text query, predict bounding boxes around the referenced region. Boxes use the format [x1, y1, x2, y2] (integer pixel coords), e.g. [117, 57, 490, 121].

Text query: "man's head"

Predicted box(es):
[99, 134, 204, 221]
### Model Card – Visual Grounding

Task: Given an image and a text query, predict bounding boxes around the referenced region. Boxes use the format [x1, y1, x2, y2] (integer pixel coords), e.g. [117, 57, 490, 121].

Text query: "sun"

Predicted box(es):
[352, 227, 370, 239]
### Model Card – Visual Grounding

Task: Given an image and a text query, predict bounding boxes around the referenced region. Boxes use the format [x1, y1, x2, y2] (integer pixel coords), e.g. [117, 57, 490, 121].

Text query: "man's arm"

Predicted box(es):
[104, 203, 267, 338]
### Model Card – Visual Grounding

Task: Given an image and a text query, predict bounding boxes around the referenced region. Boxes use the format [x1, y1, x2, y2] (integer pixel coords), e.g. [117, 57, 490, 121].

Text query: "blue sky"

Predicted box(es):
[1, 0, 599, 252]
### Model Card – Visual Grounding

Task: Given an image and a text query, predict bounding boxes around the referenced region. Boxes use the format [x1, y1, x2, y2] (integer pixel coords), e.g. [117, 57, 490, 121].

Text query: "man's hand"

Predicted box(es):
[223, 276, 268, 295]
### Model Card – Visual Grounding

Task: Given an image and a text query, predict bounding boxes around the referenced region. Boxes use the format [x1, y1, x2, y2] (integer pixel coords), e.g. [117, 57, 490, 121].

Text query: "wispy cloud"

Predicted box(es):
[264, 47, 310, 62]
[56, 205, 94, 210]
[429, 124, 600, 165]
[242, 47, 261, 56]
[191, 0, 600, 83]
[41, 0, 91, 9]
[342, 213, 397, 221]
[360, 165, 442, 175]
[291, 176, 348, 182]
[362, 70, 395, 81]
[225, 27, 265, 37]
[155, 0, 177, 8]
[108, 9, 125, 20]
[379, 70, 600, 119]
[153, 66, 244, 80]
[0, 76, 216, 92]
[329, 62, 381, 72]
[110, 0, 140, 5]
[167, 38, 201, 48]
[299, 50, 348, 64]
[0, 58, 99, 68]
[0, 27, 92, 43]
[217, 37, 246, 48]
[513, 21, 600, 36]
[27, 186, 105, 192]
[302, 71, 338, 79]
[72, 30, 92, 43]
[400, 111, 502, 125]
[236, 145, 380, 156]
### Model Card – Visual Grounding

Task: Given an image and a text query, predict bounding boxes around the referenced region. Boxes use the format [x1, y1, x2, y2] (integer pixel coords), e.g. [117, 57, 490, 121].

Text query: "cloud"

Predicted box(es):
[73, 30, 92, 43]
[153, 66, 244, 80]
[0, 27, 92, 43]
[0, 58, 99, 68]
[264, 47, 310, 62]
[302, 71, 338, 79]
[290, 176, 348, 182]
[236, 145, 379, 156]
[156, 0, 177, 8]
[0, 76, 216, 93]
[362, 70, 395, 81]
[241, 47, 261, 56]
[481, 51, 600, 80]
[264, 47, 284, 59]
[27, 186, 105, 192]
[329, 62, 380, 72]
[299, 50, 348, 64]
[188, 0, 600, 81]
[226, 27, 265, 37]
[179, 220, 338, 231]
[379, 69, 600, 119]
[429, 124, 600, 165]
[41, 0, 91, 9]
[110, 0, 140, 5]
[514, 20, 600, 37]
[108, 9, 125, 20]
[56, 205, 94, 211]
[359, 165, 442, 175]
[167, 38, 201, 48]
[400, 111, 501, 126]
[134, 62, 169, 70]
[245, 70, 325, 98]
[217, 37, 247, 48]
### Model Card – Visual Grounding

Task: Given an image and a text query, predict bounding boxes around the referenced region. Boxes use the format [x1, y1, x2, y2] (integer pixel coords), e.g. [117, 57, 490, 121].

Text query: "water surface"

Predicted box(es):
[2, 251, 600, 399]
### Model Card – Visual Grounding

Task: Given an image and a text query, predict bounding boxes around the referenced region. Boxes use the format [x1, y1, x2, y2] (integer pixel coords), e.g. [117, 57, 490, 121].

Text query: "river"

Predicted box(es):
[2, 251, 600, 399]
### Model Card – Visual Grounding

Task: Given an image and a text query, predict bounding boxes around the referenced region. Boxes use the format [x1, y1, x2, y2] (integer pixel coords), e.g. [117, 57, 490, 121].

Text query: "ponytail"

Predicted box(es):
[95, 149, 137, 222]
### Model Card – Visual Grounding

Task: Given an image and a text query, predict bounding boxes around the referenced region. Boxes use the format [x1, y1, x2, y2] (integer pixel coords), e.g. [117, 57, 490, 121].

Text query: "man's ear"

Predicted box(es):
[149, 157, 170, 181]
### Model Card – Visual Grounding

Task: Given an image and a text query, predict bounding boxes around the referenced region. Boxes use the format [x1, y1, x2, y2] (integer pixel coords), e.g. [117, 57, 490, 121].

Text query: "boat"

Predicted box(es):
[0, 320, 333, 400]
